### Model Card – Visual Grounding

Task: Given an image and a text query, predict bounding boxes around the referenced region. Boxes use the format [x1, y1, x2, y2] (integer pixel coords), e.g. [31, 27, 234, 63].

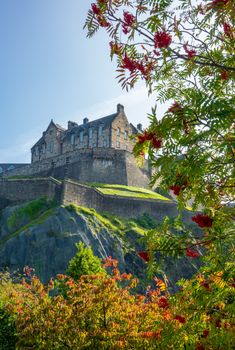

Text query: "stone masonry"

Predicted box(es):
[2, 104, 150, 188]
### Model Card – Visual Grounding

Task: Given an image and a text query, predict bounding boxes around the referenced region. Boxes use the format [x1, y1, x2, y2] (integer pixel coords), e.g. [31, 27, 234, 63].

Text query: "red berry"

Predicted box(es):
[186, 248, 200, 258]
[183, 44, 196, 58]
[169, 185, 182, 196]
[223, 22, 233, 37]
[202, 329, 209, 338]
[121, 54, 136, 72]
[138, 251, 150, 262]
[192, 214, 213, 228]
[174, 315, 186, 323]
[211, 0, 229, 6]
[158, 296, 169, 309]
[122, 11, 135, 34]
[221, 70, 229, 80]
[154, 31, 172, 49]
[168, 102, 183, 114]
[91, 3, 101, 15]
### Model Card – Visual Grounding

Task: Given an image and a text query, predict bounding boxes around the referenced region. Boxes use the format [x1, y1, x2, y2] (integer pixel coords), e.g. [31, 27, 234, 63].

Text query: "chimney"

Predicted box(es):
[68, 121, 78, 130]
[117, 104, 124, 113]
[83, 117, 89, 124]
[137, 123, 143, 132]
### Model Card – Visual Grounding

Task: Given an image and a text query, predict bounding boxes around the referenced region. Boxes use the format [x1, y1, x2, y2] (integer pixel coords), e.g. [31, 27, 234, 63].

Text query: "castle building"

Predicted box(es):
[1, 104, 150, 188]
[31, 104, 142, 163]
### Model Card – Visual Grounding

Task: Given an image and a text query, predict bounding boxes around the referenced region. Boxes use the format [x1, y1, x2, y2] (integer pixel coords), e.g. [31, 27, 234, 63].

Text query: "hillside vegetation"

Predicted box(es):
[88, 183, 171, 201]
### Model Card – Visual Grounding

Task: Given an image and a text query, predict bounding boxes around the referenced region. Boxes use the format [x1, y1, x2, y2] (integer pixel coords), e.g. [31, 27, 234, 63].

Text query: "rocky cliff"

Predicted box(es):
[0, 198, 200, 291]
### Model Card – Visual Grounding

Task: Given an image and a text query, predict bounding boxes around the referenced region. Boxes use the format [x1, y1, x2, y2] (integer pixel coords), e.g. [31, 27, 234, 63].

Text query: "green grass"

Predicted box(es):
[66, 204, 157, 237]
[7, 197, 52, 231]
[0, 208, 55, 247]
[96, 187, 170, 201]
[85, 182, 170, 201]
[66, 204, 120, 233]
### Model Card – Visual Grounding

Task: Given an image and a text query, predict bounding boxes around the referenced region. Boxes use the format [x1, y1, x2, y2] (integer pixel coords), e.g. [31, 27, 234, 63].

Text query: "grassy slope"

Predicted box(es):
[87, 183, 170, 201]
[66, 204, 157, 237]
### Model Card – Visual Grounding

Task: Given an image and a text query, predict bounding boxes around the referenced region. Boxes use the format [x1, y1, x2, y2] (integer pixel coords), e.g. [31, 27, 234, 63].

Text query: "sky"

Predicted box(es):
[0, 0, 166, 163]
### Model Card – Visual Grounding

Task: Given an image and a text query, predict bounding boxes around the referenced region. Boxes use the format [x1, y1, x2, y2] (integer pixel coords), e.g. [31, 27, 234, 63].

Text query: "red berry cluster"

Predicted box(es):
[169, 179, 188, 196]
[174, 315, 186, 323]
[186, 247, 200, 258]
[192, 214, 213, 228]
[91, 3, 110, 27]
[168, 101, 183, 114]
[91, 3, 101, 15]
[122, 11, 135, 34]
[109, 41, 122, 55]
[183, 44, 197, 58]
[223, 22, 233, 38]
[169, 185, 182, 196]
[202, 329, 209, 338]
[158, 296, 169, 309]
[220, 70, 229, 80]
[154, 31, 172, 49]
[212, 0, 229, 6]
[121, 54, 137, 72]
[138, 251, 150, 262]
[137, 131, 162, 149]
[121, 54, 155, 80]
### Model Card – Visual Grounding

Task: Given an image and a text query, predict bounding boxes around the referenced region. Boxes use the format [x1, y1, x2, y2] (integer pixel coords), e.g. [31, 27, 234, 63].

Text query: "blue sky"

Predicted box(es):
[0, 0, 165, 163]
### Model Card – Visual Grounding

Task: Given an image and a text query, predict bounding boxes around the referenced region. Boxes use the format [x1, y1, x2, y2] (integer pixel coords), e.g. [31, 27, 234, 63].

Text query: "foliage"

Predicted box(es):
[84, 0, 235, 348]
[7, 197, 51, 231]
[0, 308, 17, 350]
[66, 242, 105, 280]
[0, 273, 18, 350]
[2, 258, 234, 349]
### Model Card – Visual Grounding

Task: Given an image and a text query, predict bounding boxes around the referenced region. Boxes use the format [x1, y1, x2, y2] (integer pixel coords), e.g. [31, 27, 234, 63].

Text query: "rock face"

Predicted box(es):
[0, 200, 201, 291]
[0, 205, 130, 282]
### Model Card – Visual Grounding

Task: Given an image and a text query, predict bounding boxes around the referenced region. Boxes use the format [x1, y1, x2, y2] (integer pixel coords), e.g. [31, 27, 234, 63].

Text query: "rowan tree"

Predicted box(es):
[84, 0, 235, 348]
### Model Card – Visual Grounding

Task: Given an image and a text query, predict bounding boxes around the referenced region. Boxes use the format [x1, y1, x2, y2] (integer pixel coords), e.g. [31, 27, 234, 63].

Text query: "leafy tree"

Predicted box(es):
[66, 242, 105, 280]
[84, 0, 235, 348]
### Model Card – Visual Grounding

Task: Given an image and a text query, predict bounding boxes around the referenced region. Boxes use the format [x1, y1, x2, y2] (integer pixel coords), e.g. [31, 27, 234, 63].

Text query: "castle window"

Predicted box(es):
[48, 141, 54, 153]
[35, 147, 38, 156]
[99, 125, 103, 136]
[103, 140, 106, 147]
[117, 128, 120, 136]
[71, 134, 75, 145]
[124, 131, 128, 140]
[42, 144, 46, 154]
[80, 131, 84, 143]
[89, 128, 93, 139]
[116, 141, 120, 148]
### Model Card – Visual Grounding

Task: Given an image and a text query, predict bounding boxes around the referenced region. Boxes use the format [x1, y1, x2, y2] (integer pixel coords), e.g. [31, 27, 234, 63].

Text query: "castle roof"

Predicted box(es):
[31, 120, 65, 149]
[63, 112, 118, 138]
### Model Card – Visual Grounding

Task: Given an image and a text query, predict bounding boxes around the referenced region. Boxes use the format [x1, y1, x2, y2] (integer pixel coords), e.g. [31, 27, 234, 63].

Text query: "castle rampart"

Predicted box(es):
[0, 178, 192, 222]
[2, 148, 150, 188]
[0, 177, 62, 210]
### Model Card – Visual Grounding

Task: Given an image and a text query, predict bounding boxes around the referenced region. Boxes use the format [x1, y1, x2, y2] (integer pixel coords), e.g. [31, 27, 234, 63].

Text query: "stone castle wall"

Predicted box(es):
[2, 148, 150, 188]
[61, 180, 182, 221]
[0, 178, 195, 221]
[0, 178, 193, 222]
[0, 178, 62, 210]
